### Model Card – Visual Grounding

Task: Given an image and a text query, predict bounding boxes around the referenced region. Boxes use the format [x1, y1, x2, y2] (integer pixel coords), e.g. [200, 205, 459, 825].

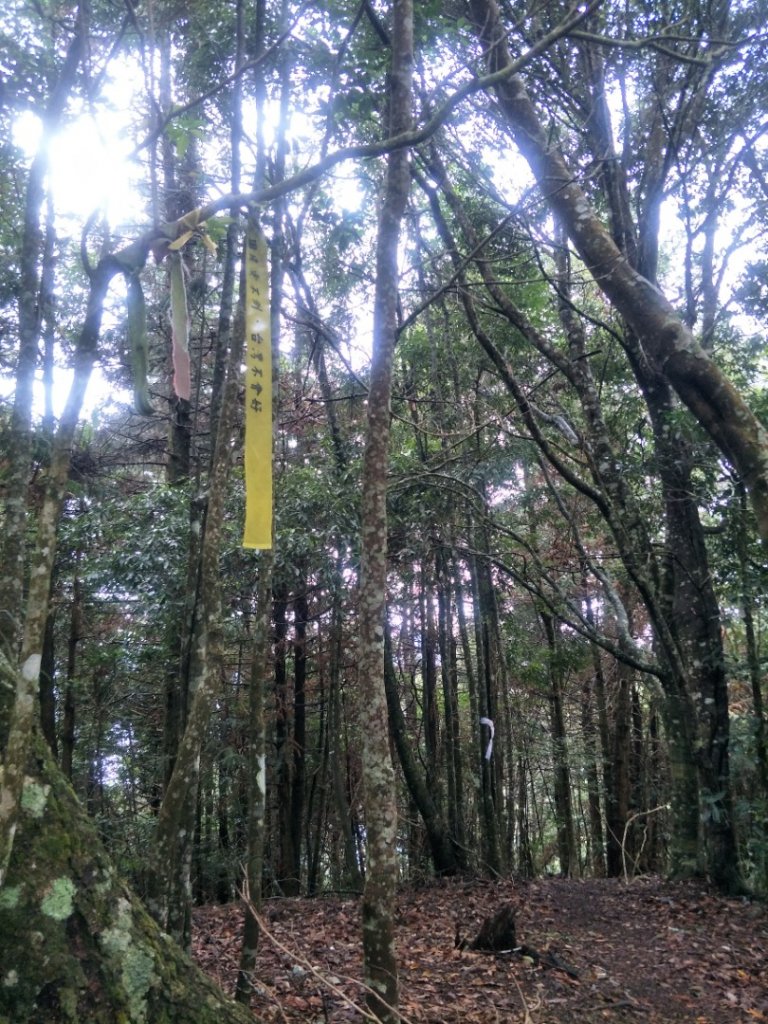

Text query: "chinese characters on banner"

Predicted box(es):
[243, 224, 273, 549]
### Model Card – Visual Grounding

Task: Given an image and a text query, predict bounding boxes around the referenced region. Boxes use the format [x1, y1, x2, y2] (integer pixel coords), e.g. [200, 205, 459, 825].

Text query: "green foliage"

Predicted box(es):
[164, 111, 206, 162]
[5, 0, 768, 952]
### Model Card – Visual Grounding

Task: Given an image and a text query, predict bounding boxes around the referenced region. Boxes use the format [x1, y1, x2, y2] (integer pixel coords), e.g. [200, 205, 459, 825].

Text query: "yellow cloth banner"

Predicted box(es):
[243, 225, 273, 549]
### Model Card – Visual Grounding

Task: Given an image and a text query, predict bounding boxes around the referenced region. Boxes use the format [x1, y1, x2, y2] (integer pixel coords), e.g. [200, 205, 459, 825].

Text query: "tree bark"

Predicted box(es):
[356, 0, 413, 1016]
[436, 546, 466, 861]
[383, 630, 459, 875]
[145, 245, 247, 930]
[540, 611, 578, 877]
[1, 258, 115, 887]
[0, 22, 85, 656]
[329, 578, 364, 891]
[235, 552, 271, 1004]
[0, 719, 254, 1024]
[289, 585, 308, 892]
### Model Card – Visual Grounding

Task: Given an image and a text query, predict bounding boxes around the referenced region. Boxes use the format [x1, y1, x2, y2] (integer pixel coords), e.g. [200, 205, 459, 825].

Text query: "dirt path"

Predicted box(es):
[193, 876, 768, 1023]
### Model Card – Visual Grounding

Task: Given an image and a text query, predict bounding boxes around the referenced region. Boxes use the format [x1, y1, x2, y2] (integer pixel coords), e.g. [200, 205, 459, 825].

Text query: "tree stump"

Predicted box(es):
[456, 903, 580, 979]
[469, 903, 517, 951]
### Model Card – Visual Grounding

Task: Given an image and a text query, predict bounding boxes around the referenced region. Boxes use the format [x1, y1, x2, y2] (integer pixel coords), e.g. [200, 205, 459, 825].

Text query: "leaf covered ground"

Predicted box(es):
[193, 876, 768, 1023]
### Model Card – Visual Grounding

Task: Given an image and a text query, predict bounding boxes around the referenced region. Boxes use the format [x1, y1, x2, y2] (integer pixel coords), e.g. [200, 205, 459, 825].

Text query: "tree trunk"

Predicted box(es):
[419, 565, 440, 797]
[468, 546, 502, 875]
[383, 630, 459, 876]
[732, 483, 768, 888]
[606, 662, 633, 878]
[356, 1, 413, 1016]
[580, 672, 605, 877]
[1, 258, 114, 887]
[328, 581, 364, 891]
[516, 755, 535, 878]
[436, 546, 466, 861]
[467, 0, 768, 545]
[640, 366, 742, 891]
[146, 241, 247, 929]
[0, 723, 253, 1024]
[541, 611, 578, 877]
[272, 583, 298, 895]
[0, 26, 84, 657]
[289, 585, 308, 892]
[235, 552, 271, 1005]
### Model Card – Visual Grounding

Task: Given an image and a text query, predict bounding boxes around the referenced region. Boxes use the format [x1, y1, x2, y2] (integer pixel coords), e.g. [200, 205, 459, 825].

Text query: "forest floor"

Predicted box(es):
[192, 875, 768, 1024]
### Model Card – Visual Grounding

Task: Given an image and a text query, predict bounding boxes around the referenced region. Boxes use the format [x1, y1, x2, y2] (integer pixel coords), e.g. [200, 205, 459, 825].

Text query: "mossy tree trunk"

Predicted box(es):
[0, 706, 254, 1024]
[235, 552, 271, 1005]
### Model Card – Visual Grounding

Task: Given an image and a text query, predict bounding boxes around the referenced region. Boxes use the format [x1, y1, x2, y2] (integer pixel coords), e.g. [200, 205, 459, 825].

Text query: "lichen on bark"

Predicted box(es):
[0, 734, 254, 1024]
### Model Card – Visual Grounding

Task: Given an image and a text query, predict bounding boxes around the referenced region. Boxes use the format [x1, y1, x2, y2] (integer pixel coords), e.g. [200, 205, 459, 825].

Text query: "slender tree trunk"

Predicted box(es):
[469, 545, 502, 875]
[356, 1, 413, 1015]
[145, 240, 247, 929]
[383, 629, 459, 875]
[1, 257, 114, 886]
[419, 565, 440, 796]
[643, 705, 665, 873]
[516, 754, 535, 877]
[436, 546, 466, 859]
[306, 665, 329, 897]
[289, 586, 308, 893]
[272, 583, 296, 894]
[39, 593, 58, 758]
[581, 672, 605, 877]
[583, 588, 611, 876]
[540, 611, 578, 877]
[606, 662, 633, 877]
[0, 25, 84, 658]
[329, 580, 364, 891]
[235, 552, 272, 1004]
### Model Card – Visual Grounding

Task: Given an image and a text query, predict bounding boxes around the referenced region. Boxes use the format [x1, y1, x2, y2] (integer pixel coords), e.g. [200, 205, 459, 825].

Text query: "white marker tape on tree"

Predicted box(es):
[479, 717, 494, 760]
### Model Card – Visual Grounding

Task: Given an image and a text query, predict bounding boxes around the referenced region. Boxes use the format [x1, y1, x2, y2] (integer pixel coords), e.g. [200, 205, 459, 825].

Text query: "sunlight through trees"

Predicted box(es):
[2, 1, 768, 1020]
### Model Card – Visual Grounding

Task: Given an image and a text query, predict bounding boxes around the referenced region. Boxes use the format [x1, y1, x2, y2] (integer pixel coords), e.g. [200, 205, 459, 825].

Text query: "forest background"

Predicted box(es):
[1, 0, 768, 1021]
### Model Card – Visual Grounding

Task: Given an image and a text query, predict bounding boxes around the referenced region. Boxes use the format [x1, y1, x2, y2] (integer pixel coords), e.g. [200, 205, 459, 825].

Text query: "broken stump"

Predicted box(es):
[456, 903, 580, 979]
[469, 903, 517, 951]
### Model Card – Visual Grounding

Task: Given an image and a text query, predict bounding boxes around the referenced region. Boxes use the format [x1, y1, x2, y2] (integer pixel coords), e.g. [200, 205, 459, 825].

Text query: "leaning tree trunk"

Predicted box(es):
[1, 259, 114, 888]
[0, 677, 254, 1024]
[466, 0, 768, 544]
[0, 27, 84, 658]
[355, 1, 413, 1018]
[145, 241, 247, 930]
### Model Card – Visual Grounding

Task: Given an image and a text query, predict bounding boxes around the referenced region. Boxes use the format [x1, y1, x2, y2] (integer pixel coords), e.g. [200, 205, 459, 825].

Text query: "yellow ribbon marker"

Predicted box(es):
[243, 224, 273, 549]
